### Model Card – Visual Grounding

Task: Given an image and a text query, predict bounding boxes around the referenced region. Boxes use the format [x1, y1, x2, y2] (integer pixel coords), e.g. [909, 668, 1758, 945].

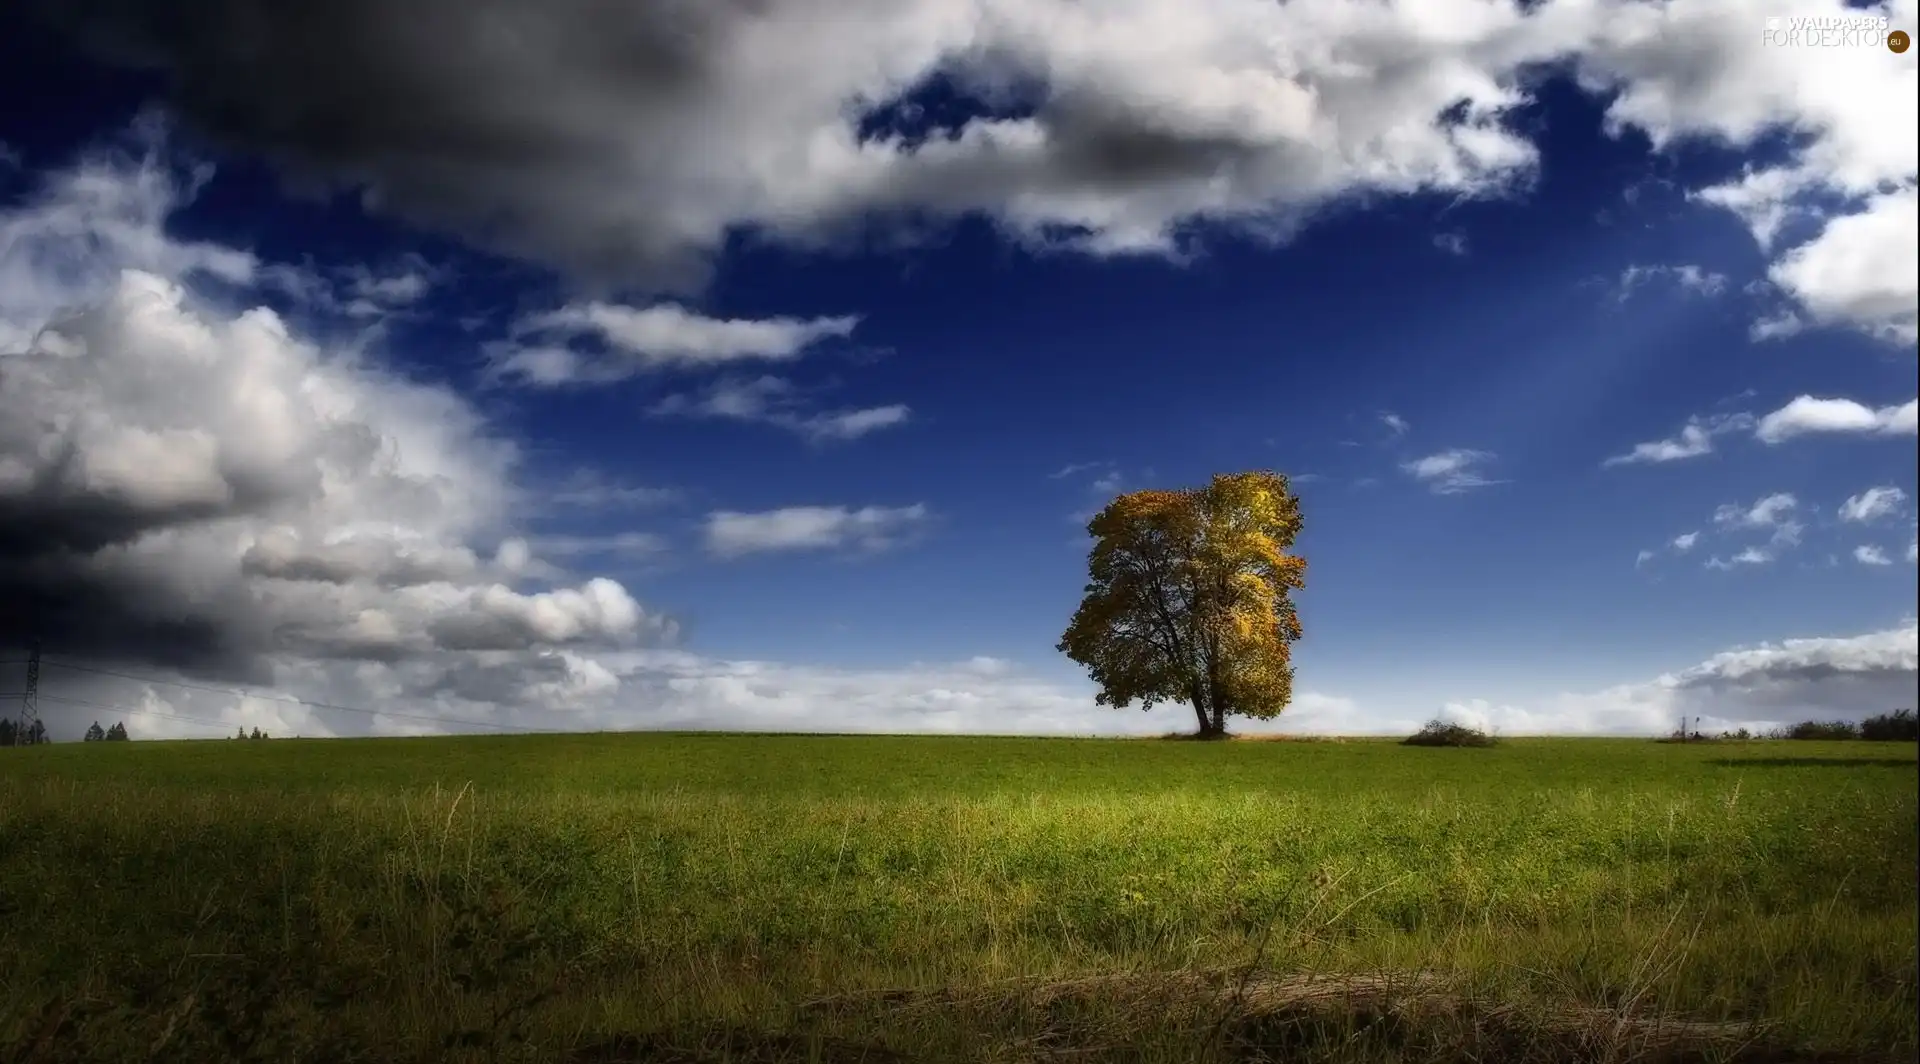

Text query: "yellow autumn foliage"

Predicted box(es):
[1056, 471, 1306, 737]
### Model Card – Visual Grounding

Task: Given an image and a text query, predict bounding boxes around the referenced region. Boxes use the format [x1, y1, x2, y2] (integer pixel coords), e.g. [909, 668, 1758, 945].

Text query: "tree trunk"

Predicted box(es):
[1194, 684, 1227, 739]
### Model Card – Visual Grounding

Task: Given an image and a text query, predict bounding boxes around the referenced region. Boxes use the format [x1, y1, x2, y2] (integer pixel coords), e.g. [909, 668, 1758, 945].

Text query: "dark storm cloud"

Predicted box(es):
[27, 0, 1574, 289]
[0, 558, 275, 683]
[34, 0, 776, 289]
[0, 145, 666, 687]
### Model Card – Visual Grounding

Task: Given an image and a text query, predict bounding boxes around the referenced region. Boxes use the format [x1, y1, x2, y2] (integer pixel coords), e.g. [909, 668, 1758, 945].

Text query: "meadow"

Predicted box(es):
[0, 733, 1914, 1063]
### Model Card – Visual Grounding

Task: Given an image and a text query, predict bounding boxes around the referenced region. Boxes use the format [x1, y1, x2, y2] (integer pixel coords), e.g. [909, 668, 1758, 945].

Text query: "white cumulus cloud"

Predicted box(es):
[0, 127, 670, 703]
[1755, 395, 1918, 444]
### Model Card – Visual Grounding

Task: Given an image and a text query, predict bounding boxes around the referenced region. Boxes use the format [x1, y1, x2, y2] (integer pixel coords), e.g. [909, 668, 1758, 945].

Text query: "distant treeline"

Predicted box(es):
[1690, 709, 1919, 743]
[1773, 709, 1917, 742]
[0, 721, 286, 745]
[0, 719, 49, 746]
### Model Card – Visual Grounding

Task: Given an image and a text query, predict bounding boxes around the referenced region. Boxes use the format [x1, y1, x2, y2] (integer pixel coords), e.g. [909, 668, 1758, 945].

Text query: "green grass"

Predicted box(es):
[1, 733, 1914, 1062]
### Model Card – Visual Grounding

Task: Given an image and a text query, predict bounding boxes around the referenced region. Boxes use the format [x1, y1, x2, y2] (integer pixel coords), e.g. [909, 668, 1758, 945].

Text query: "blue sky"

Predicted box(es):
[0, 0, 1913, 739]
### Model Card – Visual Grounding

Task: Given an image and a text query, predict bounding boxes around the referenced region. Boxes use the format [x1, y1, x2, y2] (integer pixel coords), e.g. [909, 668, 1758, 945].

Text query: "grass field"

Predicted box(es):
[1, 733, 1914, 1062]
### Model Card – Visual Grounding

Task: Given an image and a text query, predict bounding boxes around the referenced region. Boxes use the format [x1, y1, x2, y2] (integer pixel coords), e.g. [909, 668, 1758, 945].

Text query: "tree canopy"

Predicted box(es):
[1057, 471, 1307, 738]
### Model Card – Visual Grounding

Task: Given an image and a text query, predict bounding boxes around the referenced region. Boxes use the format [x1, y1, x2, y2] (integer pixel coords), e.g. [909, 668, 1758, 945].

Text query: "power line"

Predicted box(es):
[38, 693, 242, 735]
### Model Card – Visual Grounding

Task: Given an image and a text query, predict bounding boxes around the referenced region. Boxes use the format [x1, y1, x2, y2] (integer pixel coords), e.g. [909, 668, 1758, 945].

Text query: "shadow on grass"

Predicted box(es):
[1708, 757, 1918, 769]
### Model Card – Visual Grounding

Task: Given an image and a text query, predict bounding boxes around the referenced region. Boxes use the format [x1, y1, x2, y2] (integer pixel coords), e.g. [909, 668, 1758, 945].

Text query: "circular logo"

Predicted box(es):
[1891, 29, 1912, 52]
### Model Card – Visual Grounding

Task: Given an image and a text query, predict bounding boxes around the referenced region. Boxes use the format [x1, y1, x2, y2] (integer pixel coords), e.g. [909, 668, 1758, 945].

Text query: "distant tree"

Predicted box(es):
[1771, 720, 1859, 740]
[1059, 471, 1307, 739]
[1860, 709, 1918, 742]
[105, 722, 129, 742]
[0, 719, 47, 745]
[250, 726, 263, 740]
[1403, 719, 1497, 747]
[84, 721, 106, 742]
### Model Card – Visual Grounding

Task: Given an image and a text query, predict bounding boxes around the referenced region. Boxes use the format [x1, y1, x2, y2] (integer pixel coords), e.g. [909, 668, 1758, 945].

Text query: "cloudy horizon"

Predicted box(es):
[0, 0, 1914, 741]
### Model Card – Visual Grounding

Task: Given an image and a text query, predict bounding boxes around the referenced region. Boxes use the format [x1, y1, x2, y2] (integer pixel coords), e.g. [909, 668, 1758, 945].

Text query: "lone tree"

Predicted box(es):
[1058, 471, 1307, 738]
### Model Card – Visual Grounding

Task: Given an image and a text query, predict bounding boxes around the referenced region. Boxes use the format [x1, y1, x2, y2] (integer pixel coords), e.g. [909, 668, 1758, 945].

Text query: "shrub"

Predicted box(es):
[1860, 708, 1919, 742]
[1770, 720, 1859, 741]
[1402, 719, 1498, 747]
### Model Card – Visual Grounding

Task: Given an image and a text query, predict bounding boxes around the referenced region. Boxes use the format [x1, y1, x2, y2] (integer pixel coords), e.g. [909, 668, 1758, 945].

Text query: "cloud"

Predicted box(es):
[525, 531, 670, 561]
[704, 504, 932, 558]
[1714, 492, 1798, 531]
[0, 118, 257, 354]
[36, 0, 1580, 289]
[1755, 395, 1919, 444]
[35, 0, 1916, 351]
[1706, 546, 1775, 570]
[1767, 188, 1919, 345]
[1638, 528, 1701, 566]
[1603, 411, 1753, 466]
[1401, 449, 1501, 494]
[260, 254, 441, 321]
[1612, 396, 1915, 463]
[540, 471, 683, 511]
[1853, 544, 1893, 566]
[1748, 310, 1804, 343]
[0, 127, 669, 695]
[1379, 411, 1410, 437]
[1690, 491, 1811, 571]
[1839, 486, 1908, 524]
[1432, 232, 1468, 256]
[37, 620, 1908, 742]
[802, 404, 916, 443]
[1612, 263, 1729, 302]
[1051, 461, 1133, 495]
[1439, 622, 1917, 736]
[1710, 491, 1805, 552]
[648, 376, 911, 443]
[490, 303, 860, 385]
[1554, 0, 1917, 346]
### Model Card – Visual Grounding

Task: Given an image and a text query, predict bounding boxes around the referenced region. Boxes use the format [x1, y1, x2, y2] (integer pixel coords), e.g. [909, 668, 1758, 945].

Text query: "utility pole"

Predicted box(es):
[18, 643, 42, 745]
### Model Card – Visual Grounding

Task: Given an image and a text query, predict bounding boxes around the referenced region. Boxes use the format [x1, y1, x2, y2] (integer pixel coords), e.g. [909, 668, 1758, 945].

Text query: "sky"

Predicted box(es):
[0, 0, 1914, 742]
